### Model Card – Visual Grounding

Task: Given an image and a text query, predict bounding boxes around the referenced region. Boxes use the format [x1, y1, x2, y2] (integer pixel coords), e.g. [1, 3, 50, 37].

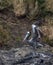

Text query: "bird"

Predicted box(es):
[23, 24, 43, 49]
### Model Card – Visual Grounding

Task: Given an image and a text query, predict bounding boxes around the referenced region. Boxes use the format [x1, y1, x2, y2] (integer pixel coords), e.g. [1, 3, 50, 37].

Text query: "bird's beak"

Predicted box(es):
[23, 32, 30, 42]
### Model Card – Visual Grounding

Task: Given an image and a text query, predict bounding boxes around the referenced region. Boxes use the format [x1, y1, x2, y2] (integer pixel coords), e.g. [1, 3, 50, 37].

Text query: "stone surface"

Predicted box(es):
[0, 45, 53, 65]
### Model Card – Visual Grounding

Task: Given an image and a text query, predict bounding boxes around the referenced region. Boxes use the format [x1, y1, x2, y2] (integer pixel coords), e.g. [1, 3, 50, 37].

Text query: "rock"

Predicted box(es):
[0, 45, 53, 65]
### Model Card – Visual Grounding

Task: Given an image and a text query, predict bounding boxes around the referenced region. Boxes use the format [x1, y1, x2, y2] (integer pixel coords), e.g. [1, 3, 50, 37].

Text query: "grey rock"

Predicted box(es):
[0, 46, 53, 65]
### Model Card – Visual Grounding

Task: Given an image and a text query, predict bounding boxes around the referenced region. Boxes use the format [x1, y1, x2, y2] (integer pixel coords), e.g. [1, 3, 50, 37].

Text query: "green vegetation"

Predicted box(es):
[0, 0, 11, 9]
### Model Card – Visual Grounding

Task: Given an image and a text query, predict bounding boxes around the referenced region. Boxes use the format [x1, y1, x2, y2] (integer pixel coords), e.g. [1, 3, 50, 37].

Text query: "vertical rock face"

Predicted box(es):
[13, 0, 27, 17]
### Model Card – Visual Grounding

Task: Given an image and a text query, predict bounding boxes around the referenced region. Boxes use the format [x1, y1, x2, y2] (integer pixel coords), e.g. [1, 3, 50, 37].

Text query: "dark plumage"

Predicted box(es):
[23, 24, 43, 49]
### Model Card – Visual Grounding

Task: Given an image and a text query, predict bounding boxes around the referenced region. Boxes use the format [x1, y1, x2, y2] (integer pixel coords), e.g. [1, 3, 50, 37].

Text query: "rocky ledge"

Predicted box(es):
[0, 45, 53, 65]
